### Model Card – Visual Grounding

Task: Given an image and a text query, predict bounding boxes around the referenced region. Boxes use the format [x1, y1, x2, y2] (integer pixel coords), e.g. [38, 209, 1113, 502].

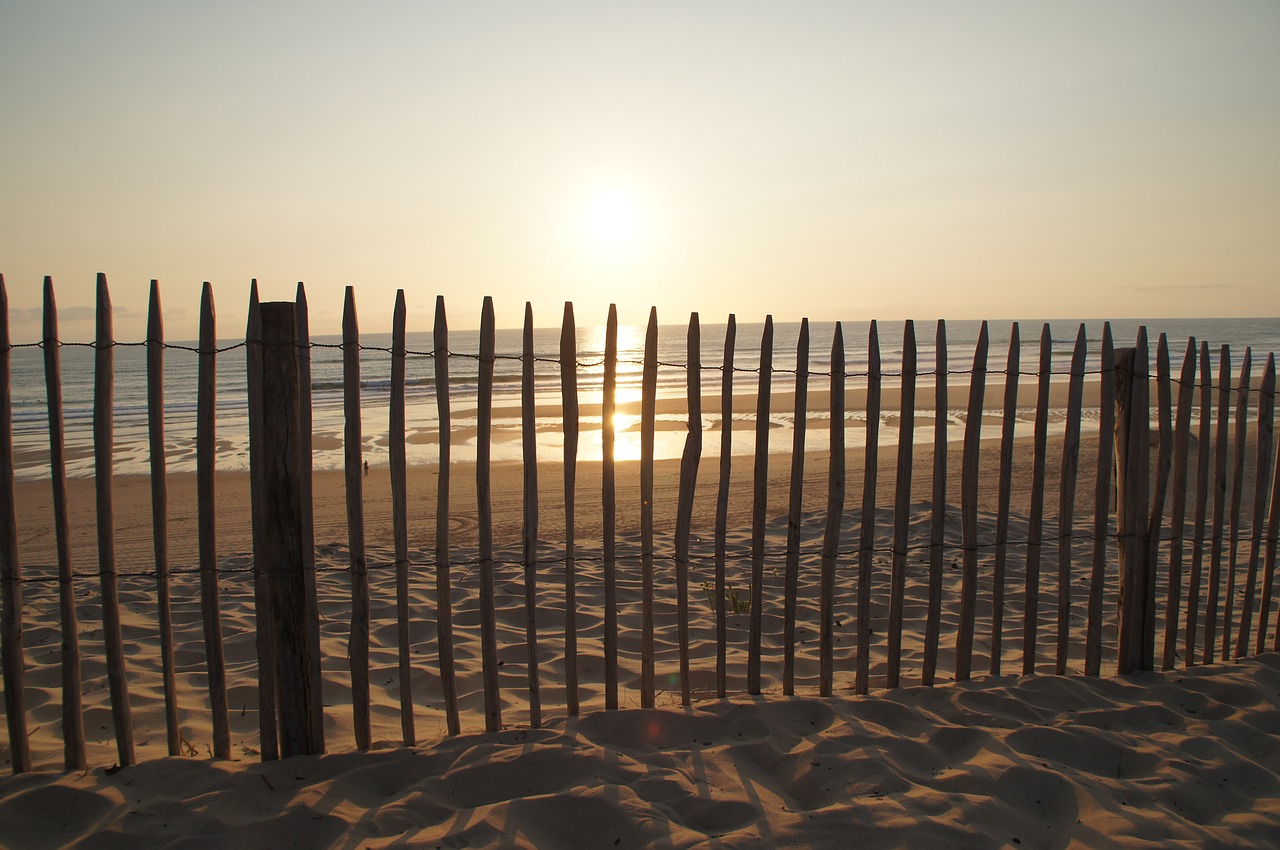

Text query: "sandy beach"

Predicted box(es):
[5, 652, 1280, 848]
[3, 379, 1279, 847]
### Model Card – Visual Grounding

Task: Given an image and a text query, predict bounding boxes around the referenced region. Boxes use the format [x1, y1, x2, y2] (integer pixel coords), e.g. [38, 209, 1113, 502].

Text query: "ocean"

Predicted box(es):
[6, 316, 1280, 481]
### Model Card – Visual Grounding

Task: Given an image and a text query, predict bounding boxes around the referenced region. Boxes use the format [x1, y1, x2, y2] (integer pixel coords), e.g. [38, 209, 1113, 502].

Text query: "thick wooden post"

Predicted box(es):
[253, 302, 322, 757]
[0, 274, 30, 773]
[1115, 332, 1153, 673]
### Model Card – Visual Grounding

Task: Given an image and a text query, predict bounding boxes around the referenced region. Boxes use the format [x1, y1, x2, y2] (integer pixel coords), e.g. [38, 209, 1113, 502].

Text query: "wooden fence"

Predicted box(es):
[1, 273, 1278, 772]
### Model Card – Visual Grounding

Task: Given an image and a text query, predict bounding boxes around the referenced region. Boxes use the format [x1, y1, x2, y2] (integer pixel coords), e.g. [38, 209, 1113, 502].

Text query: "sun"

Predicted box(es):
[584, 187, 642, 252]
[558, 178, 669, 279]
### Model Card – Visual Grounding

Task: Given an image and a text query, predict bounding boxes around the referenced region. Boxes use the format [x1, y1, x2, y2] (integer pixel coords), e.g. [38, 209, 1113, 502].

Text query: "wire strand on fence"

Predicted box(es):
[6, 339, 1274, 398]
[16, 528, 1278, 586]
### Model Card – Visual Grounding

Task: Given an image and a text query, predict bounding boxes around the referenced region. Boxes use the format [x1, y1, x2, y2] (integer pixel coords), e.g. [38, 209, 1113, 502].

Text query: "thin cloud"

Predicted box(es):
[1114, 283, 1237, 293]
[9, 305, 95, 324]
[9, 304, 141, 324]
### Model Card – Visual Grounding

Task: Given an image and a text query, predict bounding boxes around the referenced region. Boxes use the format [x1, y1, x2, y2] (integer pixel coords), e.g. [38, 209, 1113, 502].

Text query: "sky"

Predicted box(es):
[2, 1, 1278, 342]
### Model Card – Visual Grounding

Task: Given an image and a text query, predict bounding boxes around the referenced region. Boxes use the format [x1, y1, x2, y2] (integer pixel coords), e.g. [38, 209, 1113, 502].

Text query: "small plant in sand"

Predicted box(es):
[701, 581, 751, 615]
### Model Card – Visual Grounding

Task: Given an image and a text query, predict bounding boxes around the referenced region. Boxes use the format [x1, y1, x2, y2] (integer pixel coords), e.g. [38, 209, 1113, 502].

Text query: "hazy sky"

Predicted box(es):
[2, 1, 1277, 342]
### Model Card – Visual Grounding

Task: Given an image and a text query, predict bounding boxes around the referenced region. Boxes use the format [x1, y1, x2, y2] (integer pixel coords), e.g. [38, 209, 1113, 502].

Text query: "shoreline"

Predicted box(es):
[10, 375, 1109, 481]
[14, 426, 1104, 572]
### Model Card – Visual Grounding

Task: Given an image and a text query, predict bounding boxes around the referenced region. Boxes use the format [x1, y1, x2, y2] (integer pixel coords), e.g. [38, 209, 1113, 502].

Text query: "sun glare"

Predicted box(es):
[558, 178, 670, 287]
[585, 187, 641, 251]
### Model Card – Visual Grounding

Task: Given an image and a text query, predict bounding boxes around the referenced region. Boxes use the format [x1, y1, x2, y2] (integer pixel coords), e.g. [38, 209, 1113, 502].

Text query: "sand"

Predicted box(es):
[3, 657, 1280, 848]
[3, 383, 1280, 847]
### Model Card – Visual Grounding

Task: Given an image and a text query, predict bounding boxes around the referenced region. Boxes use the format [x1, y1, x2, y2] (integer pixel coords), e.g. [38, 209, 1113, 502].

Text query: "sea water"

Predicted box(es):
[6, 317, 1279, 480]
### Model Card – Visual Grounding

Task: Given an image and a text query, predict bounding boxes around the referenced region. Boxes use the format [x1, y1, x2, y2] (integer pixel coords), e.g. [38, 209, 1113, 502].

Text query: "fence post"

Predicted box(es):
[342, 288, 371, 750]
[476, 296, 501, 732]
[714, 315, 736, 699]
[1086, 324, 1116, 676]
[675, 312, 702, 706]
[991, 323, 1021, 676]
[1023, 323, 1052, 677]
[389, 289, 414, 746]
[433, 296, 460, 736]
[294, 283, 324, 744]
[245, 285, 279, 761]
[601, 304, 618, 709]
[747, 316, 773, 696]
[252, 301, 322, 757]
[922, 318, 947, 686]
[886, 319, 917, 689]
[146, 280, 180, 757]
[639, 306, 658, 705]
[94, 273, 136, 767]
[819, 321, 846, 697]
[0, 274, 31, 774]
[562, 302, 582, 714]
[522, 302, 543, 724]
[1115, 333, 1154, 673]
[955, 320, 988, 682]
[781, 317, 807, 696]
[43, 277, 86, 770]
[199, 283, 231, 760]
[1185, 340, 1213, 666]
